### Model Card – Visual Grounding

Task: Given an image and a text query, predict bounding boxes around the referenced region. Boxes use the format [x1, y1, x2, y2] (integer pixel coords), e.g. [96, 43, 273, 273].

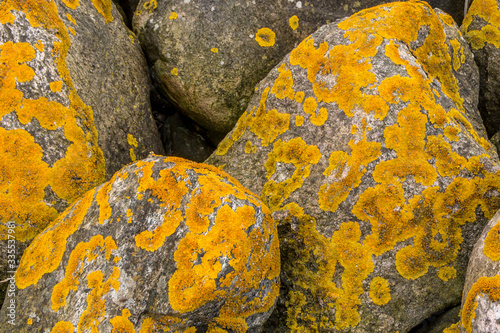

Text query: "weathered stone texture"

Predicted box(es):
[0, 155, 280, 332]
[462, 0, 500, 152]
[133, 0, 467, 140]
[207, 2, 500, 332]
[458, 210, 500, 333]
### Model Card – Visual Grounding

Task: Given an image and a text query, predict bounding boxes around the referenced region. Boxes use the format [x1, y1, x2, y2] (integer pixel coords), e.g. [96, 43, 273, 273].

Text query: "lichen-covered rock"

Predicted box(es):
[132, 0, 467, 139]
[206, 2, 500, 332]
[456, 210, 500, 333]
[0, 1, 163, 258]
[462, 0, 500, 151]
[0, 155, 280, 332]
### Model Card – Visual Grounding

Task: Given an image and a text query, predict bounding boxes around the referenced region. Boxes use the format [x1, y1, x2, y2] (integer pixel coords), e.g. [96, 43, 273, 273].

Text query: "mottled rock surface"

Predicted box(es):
[207, 2, 500, 332]
[133, 0, 466, 139]
[457, 209, 500, 333]
[0, 155, 280, 332]
[462, 0, 500, 151]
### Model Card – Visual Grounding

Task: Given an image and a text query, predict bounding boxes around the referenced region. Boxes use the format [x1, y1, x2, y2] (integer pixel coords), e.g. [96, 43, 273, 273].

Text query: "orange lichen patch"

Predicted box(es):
[0, 128, 57, 241]
[484, 221, 500, 260]
[310, 107, 328, 126]
[295, 115, 304, 127]
[319, 119, 381, 213]
[68, 26, 76, 35]
[91, 0, 114, 23]
[463, 0, 500, 49]
[142, 0, 157, 13]
[444, 124, 461, 141]
[28, 318, 33, 325]
[61, 0, 79, 10]
[395, 245, 429, 280]
[450, 39, 464, 71]
[449, 108, 492, 152]
[65, 13, 77, 25]
[110, 309, 135, 333]
[244, 141, 256, 154]
[255, 28, 276, 47]
[15, 188, 96, 289]
[169, 12, 178, 20]
[211, 48, 219, 53]
[373, 105, 437, 186]
[369, 277, 391, 305]
[78, 267, 121, 332]
[50, 80, 63, 92]
[215, 111, 252, 155]
[271, 63, 294, 100]
[426, 135, 467, 177]
[443, 322, 461, 333]
[169, 202, 279, 315]
[135, 209, 183, 251]
[289, 15, 299, 31]
[263, 137, 321, 210]
[294, 91, 305, 103]
[248, 87, 290, 147]
[0, 1, 105, 241]
[462, 275, 500, 333]
[439, 12, 456, 27]
[138, 316, 185, 333]
[51, 321, 74, 333]
[51, 234, 118, 311]
[438, 266, 457, 281]
[127, 134, 138, 147]
[171, 67, 178, 76]
[34, 40, 44, 52]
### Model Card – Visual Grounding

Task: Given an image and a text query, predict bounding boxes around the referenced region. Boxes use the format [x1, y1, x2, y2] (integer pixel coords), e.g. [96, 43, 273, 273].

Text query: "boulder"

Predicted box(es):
[462, 0, 500, 151]
[0, 155, 280, 332]
[133, 0, 467, 140]
[206, 2, 500, 332]
[0, 0, 164, 298]
[458, 209, 500, 333]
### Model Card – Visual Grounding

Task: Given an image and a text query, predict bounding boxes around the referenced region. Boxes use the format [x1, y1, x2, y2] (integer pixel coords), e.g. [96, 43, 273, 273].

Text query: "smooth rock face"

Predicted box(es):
[132, 0, 466, 138]
[0, 1, 163, 244]
[207, 2, 500, 332]
[0, 155, 280, 333]
[459, 210, 500, 333]
[462, 0, 500, 148]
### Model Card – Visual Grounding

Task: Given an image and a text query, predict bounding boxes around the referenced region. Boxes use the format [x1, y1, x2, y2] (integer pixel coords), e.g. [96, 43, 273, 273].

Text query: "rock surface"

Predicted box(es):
[207, 2, 500, 332]
[462, 0, 500, 149]
[458, 209, 500, 333]
[133, 0, 467, 140]
[0, 155, 280, 332]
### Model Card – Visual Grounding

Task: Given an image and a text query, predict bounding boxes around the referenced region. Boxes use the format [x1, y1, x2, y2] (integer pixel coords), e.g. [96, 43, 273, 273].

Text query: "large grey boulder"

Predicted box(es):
[206, 2, 500, 332]
[133, 0, 468, 140]
[0, 155, 280, 332]
[0, 0, 163, 304]
[462, 0, 500, 152]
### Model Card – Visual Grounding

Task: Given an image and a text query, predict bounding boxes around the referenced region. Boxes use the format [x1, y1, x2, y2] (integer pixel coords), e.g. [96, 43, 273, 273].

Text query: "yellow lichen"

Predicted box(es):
[295, 115, 304, 127]
[462, 275, 500, 333]
[171, 67, 178, 76]
[211, 47, 218, 53]
[484, 221, 500, 260]
[462, 0, 500, 49]
[110, 309, 135, 333]
[0, 0, 105, 243]
[169, 12, 178, 20]
[66, 13, 77, 25]
[61, 0, 79, 10]
[438, 266, 457, 281]
[255, 28, 276, 47]
[369, 277, 391, 305]
[91, 0, 113, 23]
[51, 321, 74, 333]
[50, 80, 63, 92]
[443, 322, 461, 333]
[142, 0, 157, 13]
[271, 63, 294, 100]
[294, 91, 305, 103]
[289, 15, 299, 31]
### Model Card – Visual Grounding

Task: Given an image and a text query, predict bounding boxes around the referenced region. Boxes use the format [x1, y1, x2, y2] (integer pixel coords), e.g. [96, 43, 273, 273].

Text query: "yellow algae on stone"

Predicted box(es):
[289, 15, 299, 31]
[255, 27, 276, 47]
[369, 277, 391, 306]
